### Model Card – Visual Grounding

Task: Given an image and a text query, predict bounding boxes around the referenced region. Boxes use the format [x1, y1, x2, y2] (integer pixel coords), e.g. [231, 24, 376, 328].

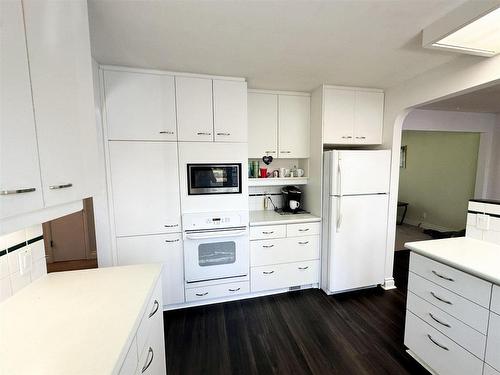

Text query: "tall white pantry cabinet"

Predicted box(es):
[101, 67, 247, 308]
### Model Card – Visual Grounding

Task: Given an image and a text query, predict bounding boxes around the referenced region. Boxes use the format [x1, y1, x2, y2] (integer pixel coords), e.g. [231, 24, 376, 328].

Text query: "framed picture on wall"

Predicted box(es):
[400, 145, 407, 168]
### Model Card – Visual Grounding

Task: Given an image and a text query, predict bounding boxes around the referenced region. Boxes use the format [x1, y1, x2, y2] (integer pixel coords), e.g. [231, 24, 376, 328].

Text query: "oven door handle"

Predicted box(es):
[185, 230, 247, 240]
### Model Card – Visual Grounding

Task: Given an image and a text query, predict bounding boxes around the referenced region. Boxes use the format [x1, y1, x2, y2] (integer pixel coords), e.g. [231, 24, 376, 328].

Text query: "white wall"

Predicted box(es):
[381, 53, 500, 289]
[402, 109, 497, 198]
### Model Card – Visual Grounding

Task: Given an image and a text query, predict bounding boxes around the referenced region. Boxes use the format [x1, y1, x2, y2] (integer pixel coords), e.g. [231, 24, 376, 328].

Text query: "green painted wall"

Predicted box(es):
[398, 131, 480, 230]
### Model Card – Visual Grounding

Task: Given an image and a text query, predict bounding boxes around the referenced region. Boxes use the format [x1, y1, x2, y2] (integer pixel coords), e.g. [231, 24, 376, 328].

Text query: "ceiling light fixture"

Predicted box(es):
[423, 1, 500, 57]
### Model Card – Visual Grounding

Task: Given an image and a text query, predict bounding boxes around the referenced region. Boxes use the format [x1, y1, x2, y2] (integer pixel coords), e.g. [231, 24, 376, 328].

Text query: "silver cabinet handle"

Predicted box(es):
[228, 288, 241, 292]
[298, 266, 309, 270]
[262, 231, 274, 234]
[196, 292, 208, 297]
[159, 130, 175, 135]
[197, 132, 212, 136]
[165, 239, 180, 243]
[430, 291, 453, 305]
[262, 244, 274, 248]
[49, 183, 72, 190]
[148, 300, 159, 318]
[280, 151, 291, 154]
[265, 151, 276, 154]
[217, 132, 231, 136]
[141, 347, 154, 373]
[427, 334, 449, 351]
[263, 271, 275, 275]
[0, 187, 36, 195]
[432, 270, 454, 282]
[298, 241, 309, 245]
[164, 224, 179, 228]
[429, 312, 451, 328]
[341, 136, 353, 139]
[355, 136, 366, 139]
[298, 228, 309, 232]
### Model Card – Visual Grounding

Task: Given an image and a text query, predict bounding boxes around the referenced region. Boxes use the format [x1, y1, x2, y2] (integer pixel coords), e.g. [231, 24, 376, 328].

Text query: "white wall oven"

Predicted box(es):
[183, 211, 249, 284]
[187, 163, 241, 195]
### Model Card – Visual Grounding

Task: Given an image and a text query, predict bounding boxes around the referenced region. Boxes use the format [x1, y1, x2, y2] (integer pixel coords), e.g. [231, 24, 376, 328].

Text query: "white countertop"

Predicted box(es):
[0, 264, 162, 375]
[405, 237, 500, 285]
[249, 210, 321, 226]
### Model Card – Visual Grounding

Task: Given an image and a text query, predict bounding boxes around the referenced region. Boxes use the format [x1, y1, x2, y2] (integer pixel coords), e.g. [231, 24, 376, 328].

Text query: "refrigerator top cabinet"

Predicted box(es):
[325, 150, 391, 196]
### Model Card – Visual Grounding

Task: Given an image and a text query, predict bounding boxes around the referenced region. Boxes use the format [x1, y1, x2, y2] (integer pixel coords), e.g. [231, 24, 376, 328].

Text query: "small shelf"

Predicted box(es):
[248, 177, 309, 187]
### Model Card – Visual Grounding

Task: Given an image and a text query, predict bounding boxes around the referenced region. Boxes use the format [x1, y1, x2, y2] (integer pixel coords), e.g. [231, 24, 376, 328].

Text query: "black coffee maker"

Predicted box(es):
[281, 186, 302, 213]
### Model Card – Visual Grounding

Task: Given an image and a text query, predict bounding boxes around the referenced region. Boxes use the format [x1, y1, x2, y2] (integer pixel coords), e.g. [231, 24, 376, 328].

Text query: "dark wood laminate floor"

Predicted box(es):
[164, 251, 427, 374]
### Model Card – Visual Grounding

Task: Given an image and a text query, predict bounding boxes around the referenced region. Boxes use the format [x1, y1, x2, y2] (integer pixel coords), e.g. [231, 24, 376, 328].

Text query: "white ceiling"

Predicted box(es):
[419, 83, 500, 113]
[88, 0, 472, 92]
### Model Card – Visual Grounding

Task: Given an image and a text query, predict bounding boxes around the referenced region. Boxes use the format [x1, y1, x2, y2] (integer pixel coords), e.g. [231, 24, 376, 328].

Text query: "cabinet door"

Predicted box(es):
[109, 141, 181, 236]
[23, 0, 97, 206]
[104, 70, 177, 141]
[176, 77, 213, 142]
[116, 234, 185, 306]
[213, 80, 247, 142]
[0, 0, 44, 219]
[354, 90, 384, 145]
[323, 88, 355, 144]
[486, 312, 500, 372]
[247, 92, 278, 158]
[278, 95, 310, 158]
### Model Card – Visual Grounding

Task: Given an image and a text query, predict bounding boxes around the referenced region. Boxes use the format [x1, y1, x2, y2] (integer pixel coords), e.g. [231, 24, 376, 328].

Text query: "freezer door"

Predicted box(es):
[329, 150, 391, 195]
[327, 194, 388, 293]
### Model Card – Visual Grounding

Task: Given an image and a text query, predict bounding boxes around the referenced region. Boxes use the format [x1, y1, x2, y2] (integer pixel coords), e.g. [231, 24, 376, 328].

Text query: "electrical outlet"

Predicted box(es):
[18, 247, 32, 276]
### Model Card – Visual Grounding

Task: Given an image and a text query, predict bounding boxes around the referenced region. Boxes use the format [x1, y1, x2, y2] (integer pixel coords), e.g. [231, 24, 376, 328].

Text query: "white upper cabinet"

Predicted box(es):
[278, 95, 310, 158]
[248, 92, 278, 158]
[354, 90, 384, 144]
[23, 0, 97, 207]
[176, 77, 214, 142]
[0, 0, 44, 219]
[213, 80, 248, 142]
[104, 71, 177, 141]
[109, 141, 181, 237]
[323, 86, 384, 145]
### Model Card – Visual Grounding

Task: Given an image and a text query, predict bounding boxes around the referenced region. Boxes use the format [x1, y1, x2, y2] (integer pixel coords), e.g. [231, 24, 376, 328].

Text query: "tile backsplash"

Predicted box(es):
[467, 200, 500, 245]
[0, 224, 47, 303]
[249, 186, 283, 211]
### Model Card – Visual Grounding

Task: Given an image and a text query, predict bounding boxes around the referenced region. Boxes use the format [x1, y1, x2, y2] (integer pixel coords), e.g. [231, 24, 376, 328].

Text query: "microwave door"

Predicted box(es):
[188, 164, 241, 195]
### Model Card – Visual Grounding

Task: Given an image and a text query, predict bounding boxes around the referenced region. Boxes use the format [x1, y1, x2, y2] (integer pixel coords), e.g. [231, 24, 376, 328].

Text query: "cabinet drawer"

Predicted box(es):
[408, 272, 489, 334]
[251, 260, 319, 292]
[250, 225, 286, 240]
[286, 222, 320, 237]
[486, 312, 500, 372]
[137, 278, 162, 354]
[406, 291, 486, 359]
[185, 281, 249, 302]
[137, 307, 166, 375]
[119, 337, 138, 375]
[404, 311, 483, 375]
[492, 285, 500, 314]
[250, 236, 320, 267]
[410, 253, 492, 308]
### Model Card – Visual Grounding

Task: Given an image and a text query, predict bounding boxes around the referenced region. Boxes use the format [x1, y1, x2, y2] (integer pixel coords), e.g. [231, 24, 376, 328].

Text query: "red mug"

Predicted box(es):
[259, 168, 268, 178]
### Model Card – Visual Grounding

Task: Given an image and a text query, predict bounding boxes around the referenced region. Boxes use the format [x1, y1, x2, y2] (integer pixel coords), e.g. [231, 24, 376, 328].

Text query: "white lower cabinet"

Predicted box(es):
[485, 365, 500, 375]
[185, 281, 250, 302]
[250, 221, 321, 293]
[116, 233, 185, 306]
[119, 337, 138, 375]
[486, 312, 500, 372]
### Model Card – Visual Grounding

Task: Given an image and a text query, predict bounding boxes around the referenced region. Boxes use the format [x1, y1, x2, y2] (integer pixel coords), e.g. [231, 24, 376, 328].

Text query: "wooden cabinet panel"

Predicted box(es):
[0, 0, 44, 219]
[213, 80, 247, 142]
[248, 92, 278, 158]
[104, 70, 177, 141]
[278, 95, 310, 158]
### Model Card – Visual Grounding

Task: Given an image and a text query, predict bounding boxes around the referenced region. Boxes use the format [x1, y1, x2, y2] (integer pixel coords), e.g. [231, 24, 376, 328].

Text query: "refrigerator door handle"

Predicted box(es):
[336, 157, 343, 233]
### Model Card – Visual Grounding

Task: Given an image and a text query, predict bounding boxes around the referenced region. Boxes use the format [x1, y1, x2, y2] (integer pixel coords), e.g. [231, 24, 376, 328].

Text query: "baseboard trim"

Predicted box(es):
[402, 218, 456, 232]
[381, 277, 396, 290]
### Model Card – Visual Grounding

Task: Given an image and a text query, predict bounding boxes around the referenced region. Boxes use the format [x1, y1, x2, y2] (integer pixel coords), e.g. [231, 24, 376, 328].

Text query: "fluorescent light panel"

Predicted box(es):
[432, 6, 500, 57]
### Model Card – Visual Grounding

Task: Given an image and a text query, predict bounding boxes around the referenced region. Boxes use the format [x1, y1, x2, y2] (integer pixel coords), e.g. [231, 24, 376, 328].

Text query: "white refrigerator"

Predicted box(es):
[322, 150, 391, 294]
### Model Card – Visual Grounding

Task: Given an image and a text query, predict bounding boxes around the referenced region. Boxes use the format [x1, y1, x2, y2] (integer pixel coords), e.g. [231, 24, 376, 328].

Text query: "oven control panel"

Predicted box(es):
[182, 211, 249, 231]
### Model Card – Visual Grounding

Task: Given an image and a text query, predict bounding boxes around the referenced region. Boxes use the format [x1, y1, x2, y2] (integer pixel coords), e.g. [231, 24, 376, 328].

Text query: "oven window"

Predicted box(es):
[198, 241, 236, 266]
[188, 164, 241, 195]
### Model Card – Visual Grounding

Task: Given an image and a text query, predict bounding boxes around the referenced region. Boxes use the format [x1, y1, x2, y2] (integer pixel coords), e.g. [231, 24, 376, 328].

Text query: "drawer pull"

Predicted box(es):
[427, 334, 449, 351]
[430, 291, 453, 305]
[432, 270, 454, 282]
[429, 312, 451, 328]
[298, 266, 309, 270]
[298, 228, 310, 232]
[165, 224, 179, 228]
[280, 151, 291, 154]
[197, 132, 212, 136]
[265, 151, 276, 154]
[49, 183, 72, 190]
[263, 271, 275, 275]
[159, 130, 174, 135]
[196, 292, 209, 297]
[148, 300, 159, 318]
[262, 244, 274, 248]
[228, 288, 241, 292]
[298, 241, 309, 245]
[165, 239, 180, 243]
[141, 347, 154, 373]
[0, 187, 36, 195]
[341, 136, 353, 139]
[262, 231, 274, 234]
[217, 132, 231, 136]
[355, 136, 366, 139]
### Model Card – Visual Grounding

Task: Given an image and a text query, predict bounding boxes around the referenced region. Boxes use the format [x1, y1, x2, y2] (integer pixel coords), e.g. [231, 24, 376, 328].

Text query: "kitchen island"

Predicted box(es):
[404, 237, 500, 375]
[0, 264, 165, 375]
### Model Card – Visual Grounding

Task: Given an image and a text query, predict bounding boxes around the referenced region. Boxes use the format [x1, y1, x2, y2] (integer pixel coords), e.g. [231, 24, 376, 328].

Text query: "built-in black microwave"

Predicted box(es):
[187, 163, 242, 195]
